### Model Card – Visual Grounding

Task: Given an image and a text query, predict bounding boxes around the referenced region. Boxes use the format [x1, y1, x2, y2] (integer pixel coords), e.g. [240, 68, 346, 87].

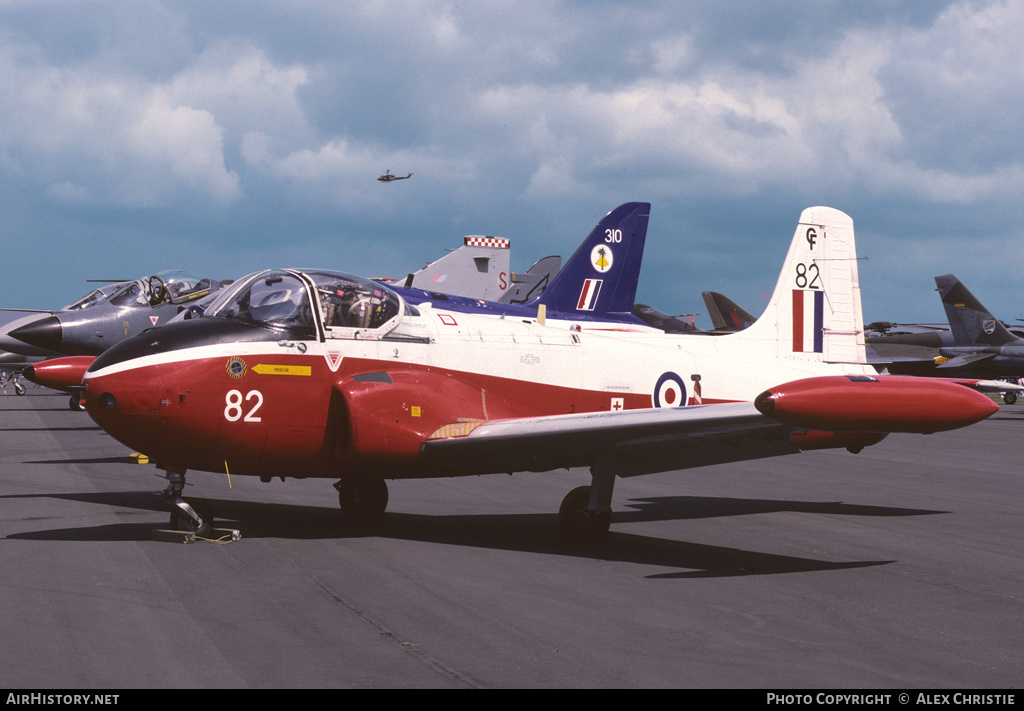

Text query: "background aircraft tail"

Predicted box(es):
[730, 206, 867, 365]
[533, 202, 649, 316]
[404, 235, 511, 302]
[497, 255, 562, 305]
[702, 291, 756, 331]
[935, 274, 1017, 346]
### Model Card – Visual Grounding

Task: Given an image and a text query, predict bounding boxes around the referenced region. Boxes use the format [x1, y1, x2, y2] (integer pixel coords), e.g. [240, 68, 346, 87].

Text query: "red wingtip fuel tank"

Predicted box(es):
[754, 375, 999, 434]
[23, 356, 97, 393]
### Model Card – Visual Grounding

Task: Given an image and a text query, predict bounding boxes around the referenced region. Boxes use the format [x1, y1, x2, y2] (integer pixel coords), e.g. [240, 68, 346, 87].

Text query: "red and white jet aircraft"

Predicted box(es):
[81, 206, 998, 541]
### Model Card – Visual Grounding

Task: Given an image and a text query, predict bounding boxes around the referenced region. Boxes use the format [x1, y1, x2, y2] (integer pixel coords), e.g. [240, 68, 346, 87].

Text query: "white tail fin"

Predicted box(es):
[736, 206, 866, 365]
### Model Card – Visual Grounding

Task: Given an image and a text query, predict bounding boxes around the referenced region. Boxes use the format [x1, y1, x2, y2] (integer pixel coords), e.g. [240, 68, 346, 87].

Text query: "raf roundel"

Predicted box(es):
[653, 372, 687, 408]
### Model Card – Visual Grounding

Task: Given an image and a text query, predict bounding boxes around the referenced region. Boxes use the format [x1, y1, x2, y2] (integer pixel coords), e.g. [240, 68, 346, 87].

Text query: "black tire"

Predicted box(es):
[69, 395, 85, 411]
[337, 478, 389, 520]
[558, 485, 611, 543]
[170, 502, 213, 538]
[1004, 392, 1017, 405]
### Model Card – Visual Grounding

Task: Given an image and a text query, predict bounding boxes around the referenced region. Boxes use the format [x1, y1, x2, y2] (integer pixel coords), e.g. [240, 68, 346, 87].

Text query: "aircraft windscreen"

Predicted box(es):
[209, 270, 315, 333]
[61, 282, 131, 310]
[107, 281, 150, 307]
[206, 269, 402, 339]
[202, 273, 256, 316]
[63, 288, 110, 311]
[151, 270, 215, 305]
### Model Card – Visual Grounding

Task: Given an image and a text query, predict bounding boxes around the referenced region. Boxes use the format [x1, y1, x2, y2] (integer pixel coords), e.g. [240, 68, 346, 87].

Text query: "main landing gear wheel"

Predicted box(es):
[69, 394, 85, 411]
[1004, 392, 1018, 405]
[14, 381, 25, 396]
[335, 477, 389, 520]
[558, 486, 611, 543]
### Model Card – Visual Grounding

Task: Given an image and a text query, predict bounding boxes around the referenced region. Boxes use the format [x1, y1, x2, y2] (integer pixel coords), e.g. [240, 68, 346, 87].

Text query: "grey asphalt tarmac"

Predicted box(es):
[1, 388, 1021, 689]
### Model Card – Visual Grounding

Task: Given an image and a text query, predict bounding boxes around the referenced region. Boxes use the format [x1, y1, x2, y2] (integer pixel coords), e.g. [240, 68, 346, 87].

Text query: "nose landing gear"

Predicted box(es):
[162, 469, 212, 538]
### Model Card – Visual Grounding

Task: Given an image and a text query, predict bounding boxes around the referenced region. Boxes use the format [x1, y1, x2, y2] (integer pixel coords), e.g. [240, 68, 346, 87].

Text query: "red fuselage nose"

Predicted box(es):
[24, 356, 96, 392]
[84, 349, 336, 478]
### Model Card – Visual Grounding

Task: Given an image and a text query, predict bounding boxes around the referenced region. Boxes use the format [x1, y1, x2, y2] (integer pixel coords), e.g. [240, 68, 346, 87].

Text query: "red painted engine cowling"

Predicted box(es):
[24, 356, 97, 392]
[754, 375, 999, 434]
[334, 369, 527, 463]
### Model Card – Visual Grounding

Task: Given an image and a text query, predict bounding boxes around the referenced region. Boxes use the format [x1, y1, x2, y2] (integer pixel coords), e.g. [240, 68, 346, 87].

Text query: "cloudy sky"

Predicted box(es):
[1, 0, 1021, 326]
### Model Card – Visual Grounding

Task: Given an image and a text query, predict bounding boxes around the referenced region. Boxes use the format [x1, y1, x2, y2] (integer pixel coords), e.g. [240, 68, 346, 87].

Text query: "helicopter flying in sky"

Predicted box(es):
[377, 170, 413, 182]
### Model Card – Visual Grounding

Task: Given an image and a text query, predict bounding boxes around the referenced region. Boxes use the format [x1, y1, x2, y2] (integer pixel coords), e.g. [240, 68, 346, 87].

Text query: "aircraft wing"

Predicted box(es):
[420, 374, 1000, 479]
[0, 308, 50, 329]
[421, 402, 800, 478]
[937, 352, 997, 368]
[957, 378, 1024, 392]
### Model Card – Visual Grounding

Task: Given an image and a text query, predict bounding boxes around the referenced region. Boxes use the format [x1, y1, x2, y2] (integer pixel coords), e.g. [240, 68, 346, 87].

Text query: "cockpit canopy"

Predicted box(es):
[206, 269, 403, 340]
[152, 270, 217, 305]
[61, 282, 129, 311]
[103, 270, 217, 308]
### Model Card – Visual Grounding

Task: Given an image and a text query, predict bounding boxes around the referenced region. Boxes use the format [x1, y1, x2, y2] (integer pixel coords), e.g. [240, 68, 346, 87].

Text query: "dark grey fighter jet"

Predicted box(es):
[0, 282, 133, 359]
[869, 274, 1024, 402]
[930, 274, 1024, 379]
[7, 271, 222, 357]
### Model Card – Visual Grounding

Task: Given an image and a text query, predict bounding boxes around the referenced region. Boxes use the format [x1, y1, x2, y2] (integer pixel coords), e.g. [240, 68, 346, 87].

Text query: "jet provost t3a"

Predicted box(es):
[81, 207, 998, 542]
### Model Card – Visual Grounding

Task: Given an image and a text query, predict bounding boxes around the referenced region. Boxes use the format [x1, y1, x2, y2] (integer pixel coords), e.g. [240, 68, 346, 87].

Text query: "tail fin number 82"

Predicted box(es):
[795, 262, 820, 289]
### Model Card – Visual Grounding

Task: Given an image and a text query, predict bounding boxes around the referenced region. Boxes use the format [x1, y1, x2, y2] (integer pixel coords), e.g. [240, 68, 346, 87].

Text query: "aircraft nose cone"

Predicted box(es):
[23, 355, 95, 391]
[9, 315, 63, 352]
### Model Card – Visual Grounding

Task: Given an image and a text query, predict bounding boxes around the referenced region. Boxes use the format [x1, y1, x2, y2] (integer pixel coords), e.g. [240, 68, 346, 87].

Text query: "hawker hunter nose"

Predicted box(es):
[9, 270, 222, 357]
[8, 315, 63, 353]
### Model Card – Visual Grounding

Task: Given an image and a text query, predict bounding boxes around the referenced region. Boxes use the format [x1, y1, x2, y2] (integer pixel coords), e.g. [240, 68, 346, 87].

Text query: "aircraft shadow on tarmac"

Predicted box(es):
[989, 412, 1024, 420]
[0, 407, 88, 413]
[0, 425, 102, 432]
[3, 490, 947, 579]
[25, 455, 136, 464]
[620, 495, 945, 520]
